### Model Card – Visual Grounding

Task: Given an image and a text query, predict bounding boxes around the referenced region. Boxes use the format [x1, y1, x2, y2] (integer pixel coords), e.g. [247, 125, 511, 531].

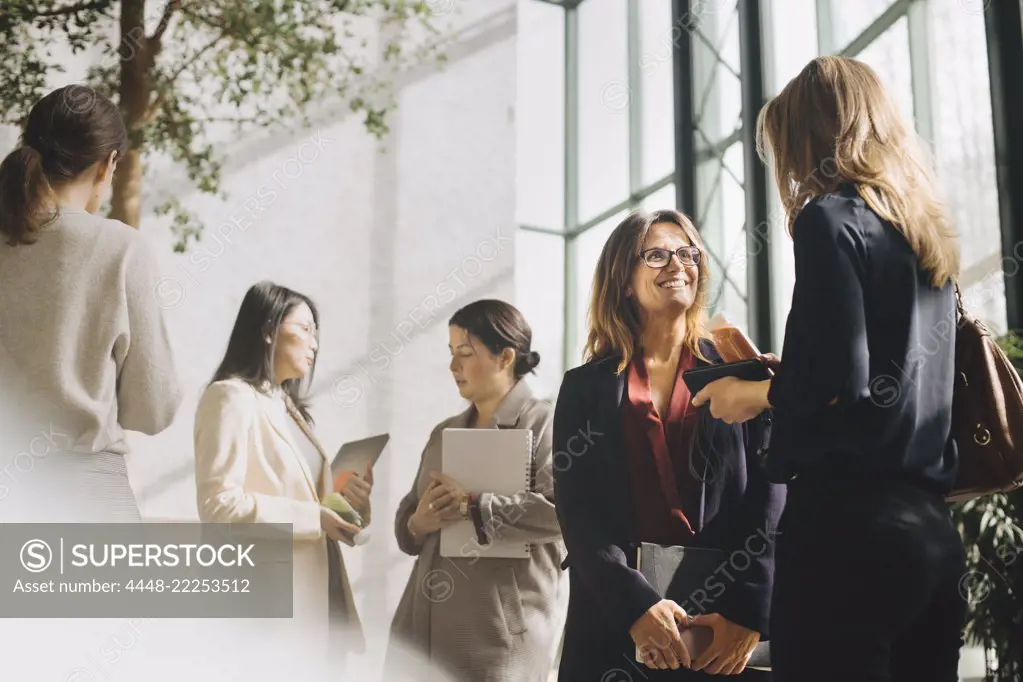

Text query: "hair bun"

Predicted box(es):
[512, 349, 541, 377]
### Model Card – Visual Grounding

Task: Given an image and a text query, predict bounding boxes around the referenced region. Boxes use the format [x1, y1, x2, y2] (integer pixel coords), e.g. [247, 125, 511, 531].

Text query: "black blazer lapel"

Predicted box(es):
[590, 356, 638, 546]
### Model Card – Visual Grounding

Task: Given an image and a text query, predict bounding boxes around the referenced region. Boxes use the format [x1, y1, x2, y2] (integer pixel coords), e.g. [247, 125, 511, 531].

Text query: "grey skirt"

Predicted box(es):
[0, 451, 141, 523]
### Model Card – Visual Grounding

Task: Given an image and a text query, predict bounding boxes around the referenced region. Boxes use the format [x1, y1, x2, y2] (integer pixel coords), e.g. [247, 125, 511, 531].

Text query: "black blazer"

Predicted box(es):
[766, 184, 958, 493]
[553, 339, 786, 675]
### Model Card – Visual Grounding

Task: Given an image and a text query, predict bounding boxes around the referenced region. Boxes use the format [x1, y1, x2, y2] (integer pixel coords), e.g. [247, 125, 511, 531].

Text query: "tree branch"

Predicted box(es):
[180, 6, 264, 52]
[149, 0, 180, 45]
[201, 115, 266, 126]
[34, 1, 110, 18]
[144, 33, 227, 123]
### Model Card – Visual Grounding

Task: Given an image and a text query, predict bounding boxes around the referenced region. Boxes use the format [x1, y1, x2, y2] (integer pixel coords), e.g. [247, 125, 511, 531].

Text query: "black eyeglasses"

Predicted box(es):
[639, 246, 701, 269]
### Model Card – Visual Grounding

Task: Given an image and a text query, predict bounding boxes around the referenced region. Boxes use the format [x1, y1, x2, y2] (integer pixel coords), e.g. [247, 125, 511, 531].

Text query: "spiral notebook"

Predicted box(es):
[439, 428, 534, 559]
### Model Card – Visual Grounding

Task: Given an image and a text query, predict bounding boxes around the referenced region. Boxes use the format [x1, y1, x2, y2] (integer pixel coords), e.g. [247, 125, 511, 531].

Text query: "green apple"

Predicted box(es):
[322, 492, 364, 528]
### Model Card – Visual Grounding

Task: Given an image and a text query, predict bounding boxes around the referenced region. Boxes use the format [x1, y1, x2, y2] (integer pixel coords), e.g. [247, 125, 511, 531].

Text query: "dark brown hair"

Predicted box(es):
[0, 84, 128, 246]
[449, 299, 539, 379]
[584, 209, 711, 373]
[210, 281, 320, 424]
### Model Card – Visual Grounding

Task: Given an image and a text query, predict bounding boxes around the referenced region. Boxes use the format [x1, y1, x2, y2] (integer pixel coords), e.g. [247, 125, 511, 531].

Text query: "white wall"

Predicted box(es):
[114, 0, 520, 672]
[0, 2, 525, 677]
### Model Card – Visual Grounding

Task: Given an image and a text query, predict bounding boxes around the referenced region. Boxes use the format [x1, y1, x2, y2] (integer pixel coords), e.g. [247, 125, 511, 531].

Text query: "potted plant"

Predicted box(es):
[951, 332, 1023, 681]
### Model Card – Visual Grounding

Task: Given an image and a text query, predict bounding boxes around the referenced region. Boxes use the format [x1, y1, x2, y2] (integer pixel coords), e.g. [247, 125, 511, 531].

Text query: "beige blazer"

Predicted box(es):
[193, 377, 361, 642]
[387, 379, 566, 681]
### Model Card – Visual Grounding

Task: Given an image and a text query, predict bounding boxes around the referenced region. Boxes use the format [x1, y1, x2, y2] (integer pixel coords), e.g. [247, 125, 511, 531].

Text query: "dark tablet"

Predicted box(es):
[331, 433, 390, 480]
[682, 359, 771, 395]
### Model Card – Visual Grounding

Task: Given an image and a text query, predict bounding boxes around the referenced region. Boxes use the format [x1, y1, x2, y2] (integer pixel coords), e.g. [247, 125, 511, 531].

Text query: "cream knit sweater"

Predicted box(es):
[0, 208, 182, 456]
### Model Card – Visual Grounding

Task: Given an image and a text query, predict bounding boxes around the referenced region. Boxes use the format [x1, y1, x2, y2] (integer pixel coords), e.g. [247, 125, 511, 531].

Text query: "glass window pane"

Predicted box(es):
[831, 0, 896, 52]
[571, 210, 629, 364]
[693, 3, 742, 152]
[515, 228, 565, 398]
[929, 0, 1006, 333]
[764, 0, 817, 349]
[642, 183, 677, 212]
[578, 0, 629, 223]
[766, 0, 818, 93]
[517, 0, 565, 229]
[767, 185, 796, 351]
[639, 0, 675, 186]
[854, 16, 914, 126]
[718, 142, 747, 298]
[715, 0, 742, 76]
[695, 140, 749, 330]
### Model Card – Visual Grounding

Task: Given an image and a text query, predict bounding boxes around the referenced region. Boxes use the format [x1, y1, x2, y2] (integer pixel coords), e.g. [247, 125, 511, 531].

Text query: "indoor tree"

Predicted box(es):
[0, 0, 444, 250]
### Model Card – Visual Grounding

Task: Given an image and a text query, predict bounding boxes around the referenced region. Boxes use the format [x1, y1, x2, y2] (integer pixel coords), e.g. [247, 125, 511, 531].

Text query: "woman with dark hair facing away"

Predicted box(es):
[553, 209, 785, 680]
[388, 299, 565, 681]
[0, 84, 181, 522]
[193, 282, 371, 653]
[693, 56, 966, 681]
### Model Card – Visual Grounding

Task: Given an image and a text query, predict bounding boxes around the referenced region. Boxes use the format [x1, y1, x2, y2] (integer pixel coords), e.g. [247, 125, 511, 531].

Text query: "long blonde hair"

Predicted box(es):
[583, 209, 711, 374]
[755, 56, 959, 287]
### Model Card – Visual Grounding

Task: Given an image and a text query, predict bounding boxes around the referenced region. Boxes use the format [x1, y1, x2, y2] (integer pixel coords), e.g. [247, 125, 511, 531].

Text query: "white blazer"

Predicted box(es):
[193, 377, 361, 638]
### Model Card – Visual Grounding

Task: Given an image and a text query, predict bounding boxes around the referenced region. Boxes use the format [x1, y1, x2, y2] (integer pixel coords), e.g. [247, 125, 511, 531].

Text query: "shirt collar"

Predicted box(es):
[455, 379, 534, 428]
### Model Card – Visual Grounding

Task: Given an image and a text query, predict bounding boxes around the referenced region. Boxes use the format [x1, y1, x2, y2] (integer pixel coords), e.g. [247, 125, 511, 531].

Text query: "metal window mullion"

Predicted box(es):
[815, 0, 834, 56]
[519, 223, 567, 237]
[984, 0, 1023, 330]
[672, 0, 697, 216]
[738, 0, 773, 352]
[838, 0, 912, 58]
[563, 4, 580, 371]
[627, 0, 643, 201]
[569, 172, 676, 239]
[906, 0, 935, 149]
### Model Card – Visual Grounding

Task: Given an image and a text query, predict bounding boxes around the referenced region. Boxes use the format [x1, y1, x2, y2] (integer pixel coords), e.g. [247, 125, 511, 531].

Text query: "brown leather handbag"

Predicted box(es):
[947, 284, 1023, 501]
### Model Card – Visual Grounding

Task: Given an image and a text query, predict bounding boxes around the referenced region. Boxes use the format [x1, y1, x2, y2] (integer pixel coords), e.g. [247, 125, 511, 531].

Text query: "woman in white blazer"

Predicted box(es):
[194, 281, 371, 654]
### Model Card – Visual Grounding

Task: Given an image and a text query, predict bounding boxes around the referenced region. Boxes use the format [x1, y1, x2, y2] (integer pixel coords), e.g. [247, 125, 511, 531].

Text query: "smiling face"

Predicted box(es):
[448, 324, 513, 403]
[272, 302, 318, 383]
[628, 221, 701, 320]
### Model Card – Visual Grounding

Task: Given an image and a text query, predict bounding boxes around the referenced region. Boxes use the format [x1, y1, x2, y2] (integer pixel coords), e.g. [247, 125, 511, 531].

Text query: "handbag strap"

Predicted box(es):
[952, 279, 994, 338]
[954, 280, 966, 319]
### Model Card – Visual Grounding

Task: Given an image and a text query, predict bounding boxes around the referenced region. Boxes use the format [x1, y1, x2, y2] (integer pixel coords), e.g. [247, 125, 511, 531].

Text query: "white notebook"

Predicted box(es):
[440, 428, 534, 559]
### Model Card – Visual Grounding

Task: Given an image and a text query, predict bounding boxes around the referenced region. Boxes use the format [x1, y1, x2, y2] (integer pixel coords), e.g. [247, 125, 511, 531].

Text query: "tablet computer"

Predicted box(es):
[331, 433, 390, 482]
[682, 359, 771, 395]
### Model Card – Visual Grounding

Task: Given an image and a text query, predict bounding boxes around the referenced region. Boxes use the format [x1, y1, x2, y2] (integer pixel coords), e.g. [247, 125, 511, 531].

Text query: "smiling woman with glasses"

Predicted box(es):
[552, 209, 785, 681]
[639, 245, 703, 269]
[193, 280, 370, 659]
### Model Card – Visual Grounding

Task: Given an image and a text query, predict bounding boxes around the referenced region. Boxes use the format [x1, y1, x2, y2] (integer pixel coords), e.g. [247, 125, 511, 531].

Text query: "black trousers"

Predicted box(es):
[770, 471, 967, 682]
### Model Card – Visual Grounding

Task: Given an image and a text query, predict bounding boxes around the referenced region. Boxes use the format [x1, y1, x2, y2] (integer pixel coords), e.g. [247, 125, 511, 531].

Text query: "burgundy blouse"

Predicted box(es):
[622, 346, 702, 547]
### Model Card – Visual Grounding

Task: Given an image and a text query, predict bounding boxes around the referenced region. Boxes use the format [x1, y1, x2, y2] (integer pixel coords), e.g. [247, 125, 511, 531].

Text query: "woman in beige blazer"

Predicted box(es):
[194, 281, 371, 654]
[387, 299, 566, 682]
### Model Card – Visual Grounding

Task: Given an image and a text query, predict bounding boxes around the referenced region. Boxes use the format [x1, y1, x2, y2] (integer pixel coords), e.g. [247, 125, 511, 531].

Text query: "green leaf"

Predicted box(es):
[0, 0, 445, 245]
